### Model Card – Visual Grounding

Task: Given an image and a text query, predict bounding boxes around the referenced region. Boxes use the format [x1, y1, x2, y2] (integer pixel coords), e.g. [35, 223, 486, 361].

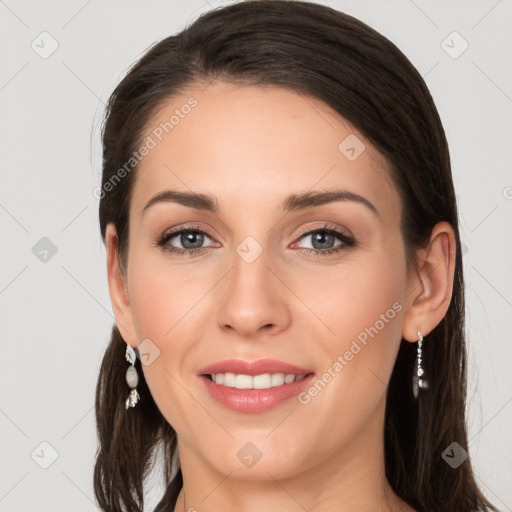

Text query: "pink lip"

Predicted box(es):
[198, 359, 315, 413]
[198, 358, 313, 376]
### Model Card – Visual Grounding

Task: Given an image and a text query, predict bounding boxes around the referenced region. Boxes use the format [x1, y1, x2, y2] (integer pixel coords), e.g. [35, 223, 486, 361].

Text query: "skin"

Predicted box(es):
[106, 81, 456, 512]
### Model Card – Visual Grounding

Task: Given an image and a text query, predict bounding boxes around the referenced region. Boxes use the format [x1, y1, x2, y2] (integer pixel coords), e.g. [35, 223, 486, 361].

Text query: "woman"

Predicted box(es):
[94, 1, 498, 510]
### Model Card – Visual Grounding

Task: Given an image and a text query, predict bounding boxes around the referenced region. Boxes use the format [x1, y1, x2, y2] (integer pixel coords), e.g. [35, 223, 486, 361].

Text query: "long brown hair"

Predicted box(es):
[94, 1, 497, 510]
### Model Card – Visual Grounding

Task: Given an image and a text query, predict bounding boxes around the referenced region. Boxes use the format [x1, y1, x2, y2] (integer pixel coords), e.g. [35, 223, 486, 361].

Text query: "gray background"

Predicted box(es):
[1, 0, 511, 510]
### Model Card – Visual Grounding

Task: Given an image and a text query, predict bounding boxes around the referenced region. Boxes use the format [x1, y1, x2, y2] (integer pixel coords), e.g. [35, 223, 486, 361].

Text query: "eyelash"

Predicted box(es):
[154, 224, 356, 258]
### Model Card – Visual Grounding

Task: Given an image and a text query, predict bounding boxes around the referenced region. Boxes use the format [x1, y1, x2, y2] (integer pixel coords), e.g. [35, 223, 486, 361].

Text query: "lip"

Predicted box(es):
[198, 358, 313, 376]
[198, 359, 315, 413]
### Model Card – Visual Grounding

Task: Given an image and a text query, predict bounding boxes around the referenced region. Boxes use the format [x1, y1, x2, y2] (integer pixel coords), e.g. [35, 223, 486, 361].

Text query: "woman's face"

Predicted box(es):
[117, 81, 411, 481]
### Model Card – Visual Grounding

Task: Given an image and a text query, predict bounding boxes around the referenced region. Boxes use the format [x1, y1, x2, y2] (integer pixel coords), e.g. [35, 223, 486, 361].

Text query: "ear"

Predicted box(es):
[105, 223, 137, 347]
[402, 221, 457, 342]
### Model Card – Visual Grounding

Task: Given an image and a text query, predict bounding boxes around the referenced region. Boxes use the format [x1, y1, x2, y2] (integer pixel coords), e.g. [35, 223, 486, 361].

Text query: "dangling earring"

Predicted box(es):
[412, 330, 429, 399]
[125, 343, 140, 409]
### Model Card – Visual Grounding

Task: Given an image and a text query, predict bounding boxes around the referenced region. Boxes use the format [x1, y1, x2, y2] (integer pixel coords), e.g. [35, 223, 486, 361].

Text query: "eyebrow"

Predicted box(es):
[141, 189, 379, 217]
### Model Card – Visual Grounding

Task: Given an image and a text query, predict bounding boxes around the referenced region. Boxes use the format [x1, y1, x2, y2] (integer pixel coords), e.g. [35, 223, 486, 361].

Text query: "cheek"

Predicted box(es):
[127, 249, 210, 343]
[126, 250, 214, 431]
[302, 240, 406, 415]
[304, 242, 406, 347]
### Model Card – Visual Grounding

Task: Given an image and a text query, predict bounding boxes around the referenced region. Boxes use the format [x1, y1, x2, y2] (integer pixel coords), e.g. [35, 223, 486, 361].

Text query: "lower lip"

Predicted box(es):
[200, 374, 315, 413]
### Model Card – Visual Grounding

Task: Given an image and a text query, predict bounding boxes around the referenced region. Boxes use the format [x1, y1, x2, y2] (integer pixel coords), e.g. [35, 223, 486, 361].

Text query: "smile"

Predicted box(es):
[208, 372, 307, 389]
[198, 359, 315, 413]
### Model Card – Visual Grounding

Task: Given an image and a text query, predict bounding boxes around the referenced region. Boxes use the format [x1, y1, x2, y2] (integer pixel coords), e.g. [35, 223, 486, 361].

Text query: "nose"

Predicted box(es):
[216, 244, 292, 339]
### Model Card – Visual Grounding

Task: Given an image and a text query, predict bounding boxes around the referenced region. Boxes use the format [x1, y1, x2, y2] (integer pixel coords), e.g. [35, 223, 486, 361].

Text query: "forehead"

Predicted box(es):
[131, 81, 401, 224]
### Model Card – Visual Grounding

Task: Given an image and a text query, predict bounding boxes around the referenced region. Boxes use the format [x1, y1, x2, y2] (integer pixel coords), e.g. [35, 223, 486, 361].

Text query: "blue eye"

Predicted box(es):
[155, 224, 356, 257]
[155, 225, 215, 257]
[294, 226, 356, 256]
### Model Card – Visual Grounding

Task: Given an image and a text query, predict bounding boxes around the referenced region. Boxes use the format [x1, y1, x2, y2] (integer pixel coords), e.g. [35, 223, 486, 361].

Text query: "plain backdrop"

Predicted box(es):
[1, 1, 511, 510]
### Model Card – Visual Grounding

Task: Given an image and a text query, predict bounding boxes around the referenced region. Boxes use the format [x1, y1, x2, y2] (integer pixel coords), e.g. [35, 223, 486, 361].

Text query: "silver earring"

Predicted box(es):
[125, 343, 140, 409]
[412, 330, 429, 399]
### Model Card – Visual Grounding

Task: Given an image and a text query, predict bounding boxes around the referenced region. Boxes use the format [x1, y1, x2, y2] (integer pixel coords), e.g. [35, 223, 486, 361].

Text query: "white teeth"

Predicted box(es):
[235, 374, 253, 389]
[253, 373, 272, 389]
[271, 373, 285, 386]
[210, 372, 307, 389]
[223, 373, 235, 387]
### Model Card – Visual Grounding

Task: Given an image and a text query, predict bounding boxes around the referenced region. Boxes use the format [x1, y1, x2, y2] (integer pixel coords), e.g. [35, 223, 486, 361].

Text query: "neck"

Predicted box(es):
[172, 399, 413, 512]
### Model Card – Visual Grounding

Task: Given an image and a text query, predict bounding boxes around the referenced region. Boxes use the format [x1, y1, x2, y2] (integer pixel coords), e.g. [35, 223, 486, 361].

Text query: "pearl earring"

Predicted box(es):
[412, 330, 429, 399]
[125, 343, 140, 409]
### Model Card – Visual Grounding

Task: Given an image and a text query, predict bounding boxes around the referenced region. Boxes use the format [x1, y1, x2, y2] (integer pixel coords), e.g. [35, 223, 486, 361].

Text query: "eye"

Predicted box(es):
[293, 224, 356, 257]
[154, 223, 356, 258]
[155, 225, 217, 257]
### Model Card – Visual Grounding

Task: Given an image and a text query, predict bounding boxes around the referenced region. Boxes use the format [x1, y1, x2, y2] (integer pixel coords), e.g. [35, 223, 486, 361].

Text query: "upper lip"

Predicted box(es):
[198, 359, 314, 376]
